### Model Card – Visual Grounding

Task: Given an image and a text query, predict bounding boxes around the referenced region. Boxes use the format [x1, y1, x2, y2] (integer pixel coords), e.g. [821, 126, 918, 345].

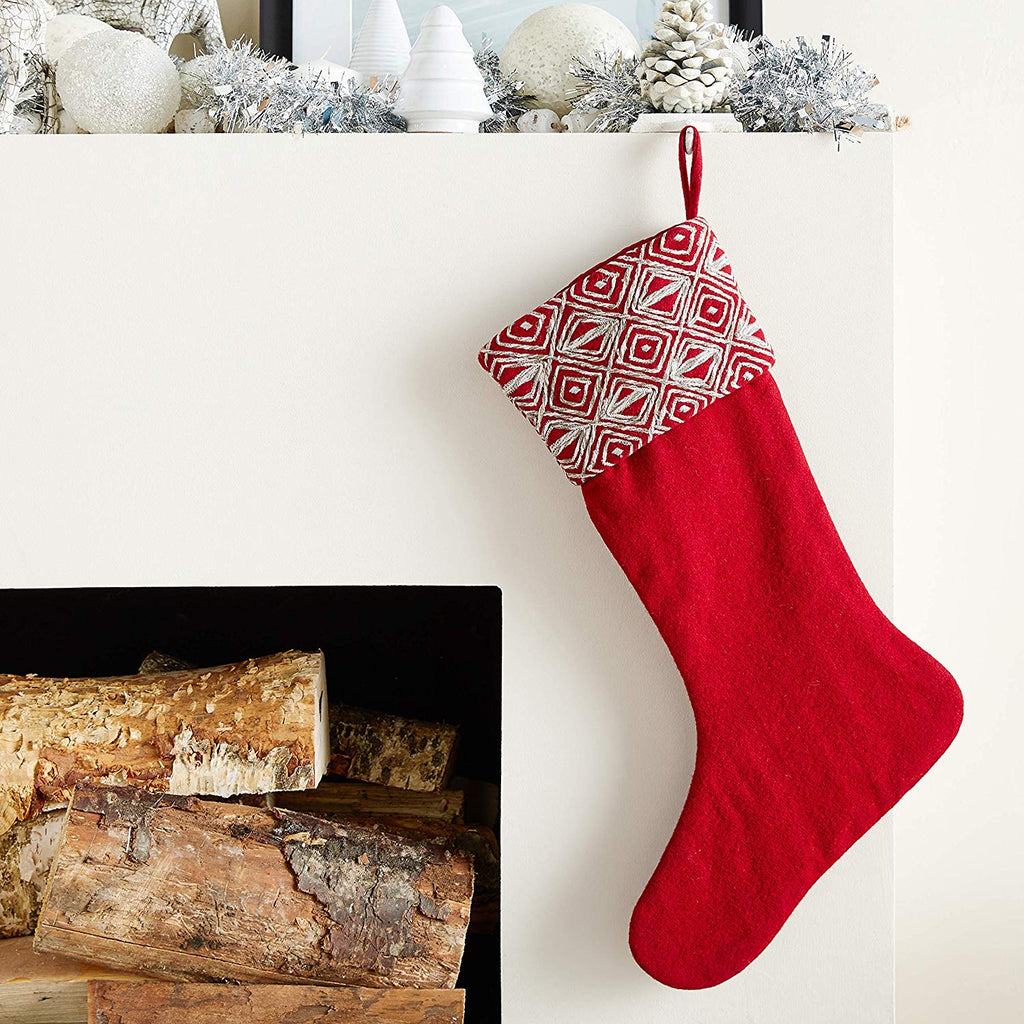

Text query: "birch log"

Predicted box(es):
[329, 706, 457, 792]
[0, 651, 328, 837]
[88, 981, 466, 1024]
[0, 810, 63, 938]
[35, 784, 473, 989]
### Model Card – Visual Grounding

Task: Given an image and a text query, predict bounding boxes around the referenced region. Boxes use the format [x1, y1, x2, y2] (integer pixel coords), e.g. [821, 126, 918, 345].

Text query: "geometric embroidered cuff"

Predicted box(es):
[478, 214, 775, 485]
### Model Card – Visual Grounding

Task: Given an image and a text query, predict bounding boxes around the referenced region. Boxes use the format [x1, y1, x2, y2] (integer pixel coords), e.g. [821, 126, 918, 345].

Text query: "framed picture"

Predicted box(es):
[259, 0, 353, 63]
[344, 0, 762, 52]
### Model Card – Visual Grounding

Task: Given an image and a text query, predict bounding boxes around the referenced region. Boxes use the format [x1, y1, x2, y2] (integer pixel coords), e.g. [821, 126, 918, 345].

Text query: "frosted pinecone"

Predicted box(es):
[637, 0, 737, 113]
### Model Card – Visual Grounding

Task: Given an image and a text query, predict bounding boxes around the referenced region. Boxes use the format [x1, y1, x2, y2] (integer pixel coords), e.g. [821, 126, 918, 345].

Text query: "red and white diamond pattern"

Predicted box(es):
[479, 217, 774, 485]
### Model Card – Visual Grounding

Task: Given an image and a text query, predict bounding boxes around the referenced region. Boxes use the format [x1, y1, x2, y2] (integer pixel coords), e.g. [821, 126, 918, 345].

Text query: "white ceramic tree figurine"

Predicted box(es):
[637, 0, 738, 113]
[349, 0, 411, 83]
[395, 6, 492, 133]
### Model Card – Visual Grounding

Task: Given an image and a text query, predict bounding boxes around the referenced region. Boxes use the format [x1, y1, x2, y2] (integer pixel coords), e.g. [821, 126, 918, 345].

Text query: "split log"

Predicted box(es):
[35, 783, 473, 989]
[0, 936, 137, 1024]
[0, 810, 62, 938]
[88, 981, 466, 1024]
[329, 706, 457, 792]
[0, 651, 328, 837]
[273, 780, 464, 824]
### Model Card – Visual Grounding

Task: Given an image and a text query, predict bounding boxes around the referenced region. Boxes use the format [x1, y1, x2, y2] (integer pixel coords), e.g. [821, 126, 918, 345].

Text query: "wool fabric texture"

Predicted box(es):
[479, 128, 963, 988]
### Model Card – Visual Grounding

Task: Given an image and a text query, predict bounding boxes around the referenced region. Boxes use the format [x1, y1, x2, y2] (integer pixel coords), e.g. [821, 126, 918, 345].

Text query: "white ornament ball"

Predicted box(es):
[44, 13, 112, 66]
[179, 53, 221, 109]
[501, 3, 638, 116]
[57, 107, 80, 134]
[516, 108, 563, 132]
[561, 108, 598, 132]
[57, 29, 181, 134]
[174, 107, 215, 133]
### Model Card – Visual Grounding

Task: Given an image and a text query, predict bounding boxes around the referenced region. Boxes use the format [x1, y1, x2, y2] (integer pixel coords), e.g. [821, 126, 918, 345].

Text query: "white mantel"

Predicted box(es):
[0, 133, 894, 1023]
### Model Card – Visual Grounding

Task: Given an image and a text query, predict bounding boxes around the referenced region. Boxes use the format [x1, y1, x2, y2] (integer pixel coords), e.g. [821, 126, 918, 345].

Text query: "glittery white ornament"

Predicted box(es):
[44, 13, 111, 65]
[516, 108, 563, 132]
[56, 29, 181, 133]
[178, 52, 219, 108]
[173, 106, 214, 132]
[500, 4, 638, 117]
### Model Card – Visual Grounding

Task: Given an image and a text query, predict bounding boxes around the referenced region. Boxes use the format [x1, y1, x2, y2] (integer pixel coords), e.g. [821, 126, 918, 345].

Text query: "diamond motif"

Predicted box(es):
[479, 217, 774, 484]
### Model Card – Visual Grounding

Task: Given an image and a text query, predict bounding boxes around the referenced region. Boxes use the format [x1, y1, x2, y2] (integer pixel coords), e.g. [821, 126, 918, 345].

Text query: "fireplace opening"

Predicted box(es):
[0, 585, 501, 1023]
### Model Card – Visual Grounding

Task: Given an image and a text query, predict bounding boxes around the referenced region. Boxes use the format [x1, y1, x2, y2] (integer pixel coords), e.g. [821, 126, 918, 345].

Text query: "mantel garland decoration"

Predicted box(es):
[0, 0, 905, 138]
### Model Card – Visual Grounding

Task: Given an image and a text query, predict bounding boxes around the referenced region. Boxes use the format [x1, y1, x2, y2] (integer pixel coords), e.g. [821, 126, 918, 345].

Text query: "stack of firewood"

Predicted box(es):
[0, 650, 495, 1024]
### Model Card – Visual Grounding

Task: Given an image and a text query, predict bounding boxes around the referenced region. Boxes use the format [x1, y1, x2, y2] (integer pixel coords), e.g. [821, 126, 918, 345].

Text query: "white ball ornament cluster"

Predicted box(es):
[500, 3, 639, 117]
[56, 29, 181, 134]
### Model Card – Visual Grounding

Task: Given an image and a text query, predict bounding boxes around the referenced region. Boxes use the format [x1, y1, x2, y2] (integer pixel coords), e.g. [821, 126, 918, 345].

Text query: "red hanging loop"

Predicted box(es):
[678, 126, 703, 220]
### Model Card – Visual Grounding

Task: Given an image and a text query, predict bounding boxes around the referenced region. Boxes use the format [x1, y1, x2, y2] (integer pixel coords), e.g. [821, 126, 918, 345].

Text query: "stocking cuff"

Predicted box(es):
[479, 216, 775, 485]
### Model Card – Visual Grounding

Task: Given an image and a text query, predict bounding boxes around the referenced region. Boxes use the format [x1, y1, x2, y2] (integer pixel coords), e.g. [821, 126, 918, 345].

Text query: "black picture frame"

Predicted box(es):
[259, 0, 294, 59]
[730, 0, 763, 36]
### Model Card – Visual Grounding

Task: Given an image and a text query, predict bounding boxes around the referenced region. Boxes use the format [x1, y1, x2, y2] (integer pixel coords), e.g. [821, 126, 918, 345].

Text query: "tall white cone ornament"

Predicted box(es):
[349, 0, 411, 82]
[395, 6, 492, 133]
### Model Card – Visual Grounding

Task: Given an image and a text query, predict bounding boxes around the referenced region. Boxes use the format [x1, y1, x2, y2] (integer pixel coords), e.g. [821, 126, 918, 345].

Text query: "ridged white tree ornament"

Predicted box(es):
[349, 0, 411, 82]
[395, 6, 491, 133]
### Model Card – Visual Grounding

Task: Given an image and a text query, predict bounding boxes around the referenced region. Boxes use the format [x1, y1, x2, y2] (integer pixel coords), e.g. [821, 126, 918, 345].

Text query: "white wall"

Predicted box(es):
[767, 3, 1024, 1022]
[0, 133, 895, 1022]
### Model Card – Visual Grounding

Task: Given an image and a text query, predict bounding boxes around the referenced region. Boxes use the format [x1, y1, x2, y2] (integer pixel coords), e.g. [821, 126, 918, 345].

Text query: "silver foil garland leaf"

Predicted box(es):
[49, 0, 226, 52]
[474, 38, 531, 133]
[566, 50, 646, 133]
[186, 39, 406, 134]
[728, 34, 894, 142]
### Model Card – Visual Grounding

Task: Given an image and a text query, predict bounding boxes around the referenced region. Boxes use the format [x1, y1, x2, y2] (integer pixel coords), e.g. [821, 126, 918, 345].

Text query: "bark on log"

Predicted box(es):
[0, 810, 62, 938]
[0, 936, 137, 1024]
[271, 799, 498, 934]
[329, 706, 457, 792]
[87, 981, 466, 1024]
[0, 651, 328, 837]
[35, 784, 473, 989]
[273, 780, 464, 824]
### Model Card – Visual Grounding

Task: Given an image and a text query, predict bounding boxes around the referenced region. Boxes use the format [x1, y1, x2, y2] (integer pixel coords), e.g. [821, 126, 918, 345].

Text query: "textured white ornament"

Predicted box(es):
[44, 13, 111, 65]
[516, 108, 563, 132]
[173, 106, 214, 132]
[395, 6, 491, 133]
[178, 53, 219, 109]
[500, 4, 638, 117]
[349, 0, 411, 82]
[57, 29, 181, 133]
[561, 108, 598, 132]
[56, 105, 79, 132]
[296, 59, 359, 87]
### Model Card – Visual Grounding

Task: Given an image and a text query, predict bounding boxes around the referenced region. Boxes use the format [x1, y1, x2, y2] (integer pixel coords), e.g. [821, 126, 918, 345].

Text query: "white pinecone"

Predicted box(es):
[637, 0, 737, 113]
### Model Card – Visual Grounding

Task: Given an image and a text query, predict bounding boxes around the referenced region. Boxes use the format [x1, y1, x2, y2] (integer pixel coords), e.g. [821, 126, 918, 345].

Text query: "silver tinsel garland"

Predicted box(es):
[729, 35, 894, 140]
[474, 38, 531, 133]
[189, 40, 405, 134]
[567, 51, 646, 133]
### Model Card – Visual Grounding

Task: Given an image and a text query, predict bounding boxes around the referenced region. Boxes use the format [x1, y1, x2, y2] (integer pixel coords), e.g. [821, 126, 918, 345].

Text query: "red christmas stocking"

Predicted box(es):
[479, 129, 963, 990]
